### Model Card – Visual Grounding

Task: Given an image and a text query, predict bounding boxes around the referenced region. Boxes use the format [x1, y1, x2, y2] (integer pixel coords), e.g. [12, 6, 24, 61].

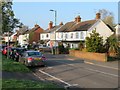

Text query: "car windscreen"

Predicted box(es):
[16, 49, 26, 53]
[27, 52, 42, 56]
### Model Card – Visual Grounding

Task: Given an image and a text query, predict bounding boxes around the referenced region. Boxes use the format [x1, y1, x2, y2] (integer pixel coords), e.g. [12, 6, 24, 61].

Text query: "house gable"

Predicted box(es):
[87, 19, 114, 41]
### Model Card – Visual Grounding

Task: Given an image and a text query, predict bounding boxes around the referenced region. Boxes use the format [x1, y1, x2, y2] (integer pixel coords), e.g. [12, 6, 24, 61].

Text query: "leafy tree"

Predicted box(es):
[39, 40, 44, 44]
[58, 43, 65, 54]
[1, 1, 22, 33]
[86, 30, 104, 53]
[29, 32, 34, 44]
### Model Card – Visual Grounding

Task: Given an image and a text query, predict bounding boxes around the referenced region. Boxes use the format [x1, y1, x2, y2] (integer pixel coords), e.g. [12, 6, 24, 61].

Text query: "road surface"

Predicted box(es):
[30, 53, 119, 89]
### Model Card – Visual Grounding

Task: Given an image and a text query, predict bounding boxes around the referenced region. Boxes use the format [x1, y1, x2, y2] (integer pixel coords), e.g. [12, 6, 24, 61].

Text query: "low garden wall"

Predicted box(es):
[69, 50, 108, 62]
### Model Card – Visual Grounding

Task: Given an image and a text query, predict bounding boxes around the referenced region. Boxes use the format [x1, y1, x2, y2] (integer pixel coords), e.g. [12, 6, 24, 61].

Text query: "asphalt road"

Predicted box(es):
[31, 53, 119, 89]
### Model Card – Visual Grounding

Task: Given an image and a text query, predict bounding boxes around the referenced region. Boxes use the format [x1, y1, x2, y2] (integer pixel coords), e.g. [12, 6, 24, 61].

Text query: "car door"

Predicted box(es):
[19, 52, 26, 63]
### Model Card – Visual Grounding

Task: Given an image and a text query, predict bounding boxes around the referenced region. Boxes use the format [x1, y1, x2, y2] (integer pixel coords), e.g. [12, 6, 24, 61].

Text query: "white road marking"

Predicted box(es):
[85, 68, 119, 77]
[54, 60, 118, 77]
[67, 58, 74, 60]
[47, 67, 53, 69]
[33, 73, 45, 81]
[84, 61, 119, 70]
[39, 69, 72, 86]
[67, 64, 74, 66]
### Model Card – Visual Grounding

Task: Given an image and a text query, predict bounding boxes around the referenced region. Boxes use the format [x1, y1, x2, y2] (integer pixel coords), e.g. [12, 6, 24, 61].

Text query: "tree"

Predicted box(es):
[105, 35, 119, 55]
[86, 30, 104, 53]
[98, 9, 115, 28]
[1, 1, 22, 33]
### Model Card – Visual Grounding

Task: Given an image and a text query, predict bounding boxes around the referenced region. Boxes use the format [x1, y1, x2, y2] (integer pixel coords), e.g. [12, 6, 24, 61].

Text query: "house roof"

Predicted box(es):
[28, 26, 40, 33]
[57, 21, 76, 32]
[28, 25, 44, 34]
[66, 20, 97, 32]
[43, 25, 62, 33]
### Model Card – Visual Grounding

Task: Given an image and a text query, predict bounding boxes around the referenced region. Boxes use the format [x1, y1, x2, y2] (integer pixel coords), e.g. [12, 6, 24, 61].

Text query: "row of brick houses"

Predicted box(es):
[2, 13, 120, 48]
[2, 24, 44, 47]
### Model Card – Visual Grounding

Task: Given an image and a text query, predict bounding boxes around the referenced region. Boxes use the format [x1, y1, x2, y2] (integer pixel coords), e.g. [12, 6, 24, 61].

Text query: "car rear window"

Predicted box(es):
[28, 52, 42, 56]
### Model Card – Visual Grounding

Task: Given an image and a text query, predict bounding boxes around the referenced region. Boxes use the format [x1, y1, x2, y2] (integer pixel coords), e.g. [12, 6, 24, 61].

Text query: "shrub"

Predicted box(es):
[78, 41, 85, 51]
[86, 30, 104, 53]
[105, 35, 119, 56]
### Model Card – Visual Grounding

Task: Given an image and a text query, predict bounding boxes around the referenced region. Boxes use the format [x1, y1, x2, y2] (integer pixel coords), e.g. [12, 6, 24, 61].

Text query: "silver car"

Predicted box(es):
[19, 50, 46, 66]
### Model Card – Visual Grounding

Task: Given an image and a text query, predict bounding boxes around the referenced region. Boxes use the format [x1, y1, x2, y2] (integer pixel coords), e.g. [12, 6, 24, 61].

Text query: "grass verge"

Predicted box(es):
[2, 55, 30, 72]
[2, 79, 64, 90]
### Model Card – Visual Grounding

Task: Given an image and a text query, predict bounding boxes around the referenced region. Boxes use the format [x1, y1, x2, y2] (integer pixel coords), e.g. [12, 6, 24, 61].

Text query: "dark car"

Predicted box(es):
[19, 50, 46, 66]
[10, 48, 26, 61]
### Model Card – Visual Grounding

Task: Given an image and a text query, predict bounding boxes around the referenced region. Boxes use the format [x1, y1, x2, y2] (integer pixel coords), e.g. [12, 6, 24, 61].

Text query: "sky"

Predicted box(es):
[12, 2, 118, 30]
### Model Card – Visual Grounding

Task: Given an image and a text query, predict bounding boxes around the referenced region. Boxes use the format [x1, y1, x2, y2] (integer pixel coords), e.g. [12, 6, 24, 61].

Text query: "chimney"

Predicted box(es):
[59, 22, 63, 25]
[49, 21, 53, 30]
[96, 13, 101, 20]
[74, 17, 77, 22]
[76, 15, 81, 23]
[35, 24, 40, 28]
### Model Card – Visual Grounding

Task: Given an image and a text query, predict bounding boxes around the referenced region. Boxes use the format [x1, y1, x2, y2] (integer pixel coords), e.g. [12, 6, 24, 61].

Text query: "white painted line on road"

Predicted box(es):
[67, 58, 74, 60]
[33, 73, 45, 81]
[55, 60, 119, 77]
[47, 67, 53, 69]
[85, 68, 119, 77]
[84, 61, 119, 70]
[67, 64, 74, 66]
[39, 69, 72, 86]
[84, 61, 94, 65]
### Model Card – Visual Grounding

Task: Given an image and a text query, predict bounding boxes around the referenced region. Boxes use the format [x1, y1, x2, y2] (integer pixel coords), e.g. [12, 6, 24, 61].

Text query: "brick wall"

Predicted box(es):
[69, 50, 108, 62]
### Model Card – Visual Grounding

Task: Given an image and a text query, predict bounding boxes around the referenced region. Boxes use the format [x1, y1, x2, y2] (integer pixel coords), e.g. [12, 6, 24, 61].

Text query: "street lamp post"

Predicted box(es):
[50, 9, 57, 54]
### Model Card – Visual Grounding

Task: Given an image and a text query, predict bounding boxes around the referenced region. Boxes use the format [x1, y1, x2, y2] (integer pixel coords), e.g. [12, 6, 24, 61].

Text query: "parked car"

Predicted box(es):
[19, 50, 46, 66]
[0, 45, 6, 52]
[10, 48, 27, 61]
[2, 46, 12, 56]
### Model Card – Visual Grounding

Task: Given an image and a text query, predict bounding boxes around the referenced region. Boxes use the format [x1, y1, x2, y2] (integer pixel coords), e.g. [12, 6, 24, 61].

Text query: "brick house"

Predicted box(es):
[29, 24, 44, 44]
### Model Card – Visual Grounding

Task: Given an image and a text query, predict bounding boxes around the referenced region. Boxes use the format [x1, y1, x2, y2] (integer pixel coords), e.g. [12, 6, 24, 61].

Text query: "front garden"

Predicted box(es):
[69, 30, 120, 62]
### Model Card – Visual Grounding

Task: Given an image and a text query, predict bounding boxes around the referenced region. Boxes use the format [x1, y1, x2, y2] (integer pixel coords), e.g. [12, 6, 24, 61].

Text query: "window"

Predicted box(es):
[27, 52, 42, 56]
[80, 32, 84, 39]
[65, 33, 68, 39]
[61, 34, 63, 38]
[71, 33, 73, 38]
[46, 34, 49, 38]
[42, 35, 44, 38]
[76, 32, 79, 39]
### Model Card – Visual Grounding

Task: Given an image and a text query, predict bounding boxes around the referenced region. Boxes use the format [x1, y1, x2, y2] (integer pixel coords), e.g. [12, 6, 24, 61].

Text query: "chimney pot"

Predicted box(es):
[49, 21, 53, 30]
[35, 24, 40, 28]
[96, 13, 101, 20]
[59, 22, 63, 25]
[74, 17, 77, 22]
[76, 15, 81, 23]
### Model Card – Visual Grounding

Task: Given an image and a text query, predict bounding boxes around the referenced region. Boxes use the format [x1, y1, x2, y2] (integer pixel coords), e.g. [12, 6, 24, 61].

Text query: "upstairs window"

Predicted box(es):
[71, 33, 73, 38]
[80, 32, 84, 39]
[42, 35, 44, 38]
[65, 33, 68, 39]
[76, 32, 79, 39]
[46, 34, 49, 38]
